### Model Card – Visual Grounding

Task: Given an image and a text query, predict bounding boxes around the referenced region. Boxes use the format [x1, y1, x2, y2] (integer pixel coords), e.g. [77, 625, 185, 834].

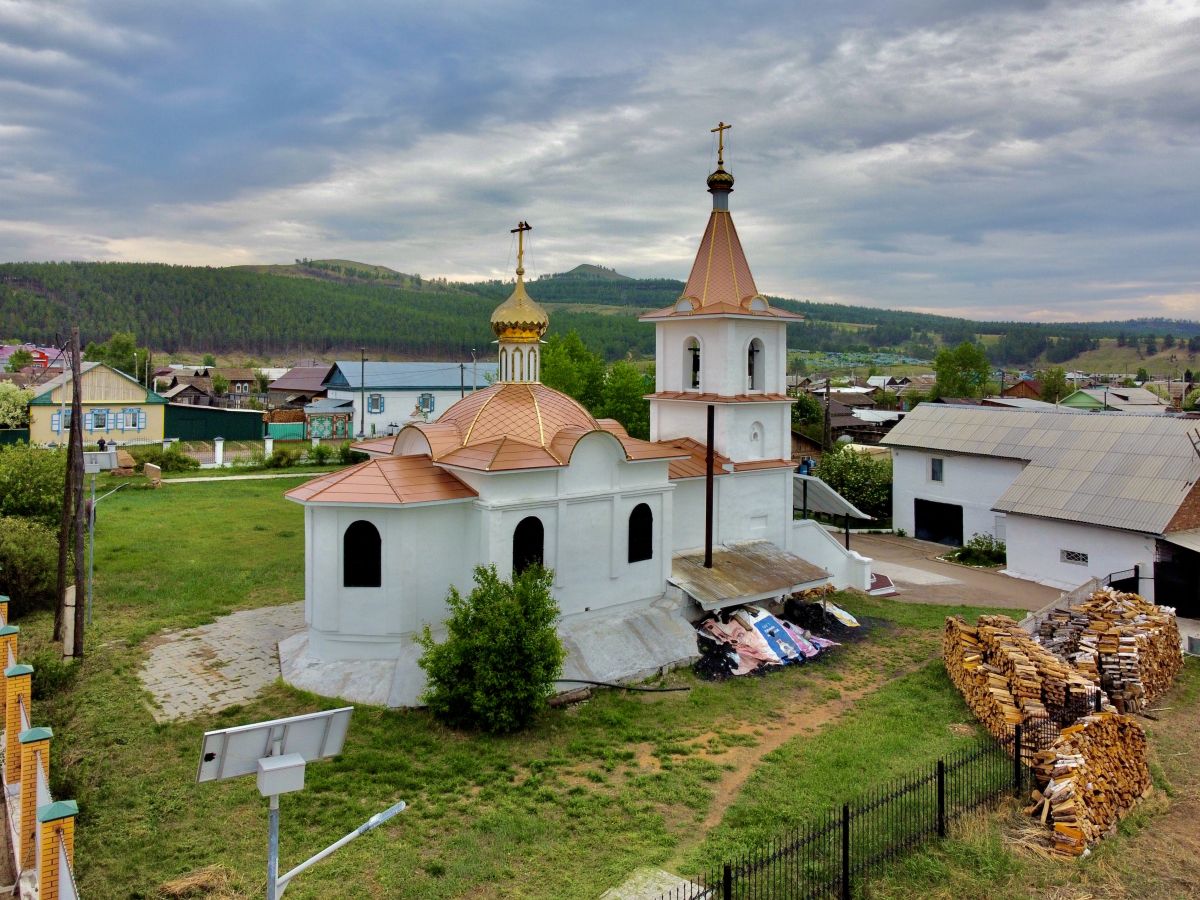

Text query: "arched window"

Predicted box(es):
[684, 337, 701, 390]
[528, 348, 538, 382]
[343, 520, 382, 588]
[747, 338, 764, 391]
[500, 348, 509, 381]
[628, 503, 653, 563]
[513, 348, 524, 382]
[749, 421, 765, 460]
[513, 516, 544, 574]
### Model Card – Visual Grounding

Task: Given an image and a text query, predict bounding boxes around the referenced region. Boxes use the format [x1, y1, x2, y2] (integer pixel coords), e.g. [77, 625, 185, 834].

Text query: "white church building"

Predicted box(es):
[280, 138, 873, 706]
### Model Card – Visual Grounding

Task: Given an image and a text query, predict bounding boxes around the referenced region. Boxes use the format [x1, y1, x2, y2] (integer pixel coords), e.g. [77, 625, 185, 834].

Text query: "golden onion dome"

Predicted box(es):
[490, 273, 549, 341]
[706, 164, 735, 192]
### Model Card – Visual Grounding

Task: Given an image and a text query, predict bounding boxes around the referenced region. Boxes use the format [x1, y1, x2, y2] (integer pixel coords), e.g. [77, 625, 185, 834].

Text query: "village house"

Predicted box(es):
[883, 404, 1200, 616]
[1059, 386, 1170, 413]
[323, 360, 500, 437]
[27, 362, 166, 444]
[1001, 378, 1042, 401]
[268, 365, 334, 408]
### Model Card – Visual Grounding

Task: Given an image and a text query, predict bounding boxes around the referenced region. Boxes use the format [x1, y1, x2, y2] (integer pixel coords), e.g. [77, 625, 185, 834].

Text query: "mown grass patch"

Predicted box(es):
[16, 477, 1028, 898]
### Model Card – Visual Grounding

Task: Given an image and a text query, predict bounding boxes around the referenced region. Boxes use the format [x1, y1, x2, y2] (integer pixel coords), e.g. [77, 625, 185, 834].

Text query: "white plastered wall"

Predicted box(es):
[890, 447, 1026, 542]
[670, 468, 792, 554]
[1004, 514, 1157, 599]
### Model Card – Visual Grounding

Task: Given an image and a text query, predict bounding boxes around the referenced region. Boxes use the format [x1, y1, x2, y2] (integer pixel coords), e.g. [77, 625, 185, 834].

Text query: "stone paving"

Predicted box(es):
[139, 602, 304, 722]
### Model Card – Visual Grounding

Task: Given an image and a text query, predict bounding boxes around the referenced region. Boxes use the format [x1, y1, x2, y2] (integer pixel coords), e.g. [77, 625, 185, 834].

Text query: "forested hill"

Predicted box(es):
[0, 261, 655, 359]
[1, 260, 1197, 364]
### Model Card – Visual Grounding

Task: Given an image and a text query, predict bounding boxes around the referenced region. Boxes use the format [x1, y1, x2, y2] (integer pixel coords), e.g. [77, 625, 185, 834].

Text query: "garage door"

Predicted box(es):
[914, 499, 963, 547]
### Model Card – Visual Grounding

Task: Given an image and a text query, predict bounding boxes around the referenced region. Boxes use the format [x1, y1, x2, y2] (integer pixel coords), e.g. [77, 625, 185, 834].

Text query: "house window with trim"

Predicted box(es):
[367, 393, 384, 414]
[930, 458, 944, 482]
[628, 503, 653, 563]
[343, 520, 382, 587]
[1060, 549, 1088, 566]
[91, 410, 108, 430]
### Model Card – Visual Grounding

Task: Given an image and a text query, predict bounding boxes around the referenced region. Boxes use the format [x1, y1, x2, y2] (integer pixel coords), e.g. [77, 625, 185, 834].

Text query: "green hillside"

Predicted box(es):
[1, 260, 1197, 367]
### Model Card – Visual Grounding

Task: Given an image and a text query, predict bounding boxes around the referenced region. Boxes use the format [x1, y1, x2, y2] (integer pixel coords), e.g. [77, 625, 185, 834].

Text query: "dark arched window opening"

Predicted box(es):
[628, 503, 653, 563]
[513, 516, 544, 574]
[685, 337, 701, 390]
[748, 338, 764, 391]
[343, 520, 382, 587]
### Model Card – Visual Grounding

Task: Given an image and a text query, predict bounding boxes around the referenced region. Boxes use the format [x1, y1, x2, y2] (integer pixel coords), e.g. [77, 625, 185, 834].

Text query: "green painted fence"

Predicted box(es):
[0, 429, 29, 445]
[165, 404, 265, 441]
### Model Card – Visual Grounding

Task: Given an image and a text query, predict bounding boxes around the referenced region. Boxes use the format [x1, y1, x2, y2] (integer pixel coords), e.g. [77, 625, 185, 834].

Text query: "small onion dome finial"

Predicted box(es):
[706, 165, 734, 193]
[491, 219, 548, 341]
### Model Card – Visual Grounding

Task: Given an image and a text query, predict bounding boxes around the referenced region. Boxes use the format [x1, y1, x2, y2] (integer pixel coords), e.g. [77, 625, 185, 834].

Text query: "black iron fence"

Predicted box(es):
[657, 716, 1061, 900]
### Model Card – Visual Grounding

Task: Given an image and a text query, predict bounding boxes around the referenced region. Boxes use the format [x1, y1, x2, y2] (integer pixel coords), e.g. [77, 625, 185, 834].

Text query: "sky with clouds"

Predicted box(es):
[1, 0, 1198, 322]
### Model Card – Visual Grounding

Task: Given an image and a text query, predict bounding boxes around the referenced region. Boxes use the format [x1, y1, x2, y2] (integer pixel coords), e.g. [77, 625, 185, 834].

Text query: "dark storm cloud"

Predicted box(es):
[0, 0, 1197, 320]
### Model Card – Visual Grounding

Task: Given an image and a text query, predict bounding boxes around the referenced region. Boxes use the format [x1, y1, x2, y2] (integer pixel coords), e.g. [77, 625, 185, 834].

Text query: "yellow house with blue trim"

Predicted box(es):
[28, 362, 166, 445]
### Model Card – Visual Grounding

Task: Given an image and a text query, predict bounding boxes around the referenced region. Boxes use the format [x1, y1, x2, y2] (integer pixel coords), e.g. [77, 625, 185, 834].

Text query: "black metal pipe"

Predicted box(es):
[844, 512, 850, 550]
[705, 404, 715, 568]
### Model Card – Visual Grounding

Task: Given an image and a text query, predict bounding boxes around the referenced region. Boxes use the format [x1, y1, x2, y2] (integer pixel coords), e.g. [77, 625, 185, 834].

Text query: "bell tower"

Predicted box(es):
[640, 124, 803, 463]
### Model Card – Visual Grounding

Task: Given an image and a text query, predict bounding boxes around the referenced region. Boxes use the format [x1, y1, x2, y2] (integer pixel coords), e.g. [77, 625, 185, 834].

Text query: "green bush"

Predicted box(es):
[128, 444, 200, 473]
[0, 444, 66, 526]
[0, 516, 62, 616]
[813, 445, 892, 519]
[308, 443, 333, 465]
[417, 565, 565, 733]
[947, 533, 1006, 567]
[337, 441, 368, 465]
[266, 446, 303, 468]
[29, 648, 79, 700]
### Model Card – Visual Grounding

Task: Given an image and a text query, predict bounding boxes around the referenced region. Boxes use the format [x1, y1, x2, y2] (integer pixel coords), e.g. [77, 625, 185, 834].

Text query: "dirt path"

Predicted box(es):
[695, 676, 890, 831]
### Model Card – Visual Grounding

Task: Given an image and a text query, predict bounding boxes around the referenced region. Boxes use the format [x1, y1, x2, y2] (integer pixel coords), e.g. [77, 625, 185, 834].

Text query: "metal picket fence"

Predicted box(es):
[657, 716, 1060, 900]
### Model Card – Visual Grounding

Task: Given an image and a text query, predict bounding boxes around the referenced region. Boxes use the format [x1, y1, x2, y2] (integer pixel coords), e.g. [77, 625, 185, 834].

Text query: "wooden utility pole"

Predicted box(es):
[53, 333, 75, 642]
[70, 327, 86, 657]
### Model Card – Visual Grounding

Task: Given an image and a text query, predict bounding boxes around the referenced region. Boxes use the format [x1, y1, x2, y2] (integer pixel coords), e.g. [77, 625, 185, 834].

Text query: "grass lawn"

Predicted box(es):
[15, 478, 1195, 898]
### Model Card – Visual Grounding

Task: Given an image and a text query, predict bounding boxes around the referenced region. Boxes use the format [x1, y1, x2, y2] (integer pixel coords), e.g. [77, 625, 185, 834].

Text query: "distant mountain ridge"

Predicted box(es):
[1, 260, 1197, 367]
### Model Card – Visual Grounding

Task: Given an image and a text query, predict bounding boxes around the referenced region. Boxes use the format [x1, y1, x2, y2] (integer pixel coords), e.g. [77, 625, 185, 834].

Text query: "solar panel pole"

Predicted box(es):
[266, 739, 282, 900]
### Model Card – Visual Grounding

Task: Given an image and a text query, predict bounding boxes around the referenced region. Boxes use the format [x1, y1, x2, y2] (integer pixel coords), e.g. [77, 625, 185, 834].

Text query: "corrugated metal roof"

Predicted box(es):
[327, 361, 500, 390]
[669, 540, 830, 610]
[1163, 529, 1200, 554]
[793, 474, 874, 520]
[883, 404, 1200, 534]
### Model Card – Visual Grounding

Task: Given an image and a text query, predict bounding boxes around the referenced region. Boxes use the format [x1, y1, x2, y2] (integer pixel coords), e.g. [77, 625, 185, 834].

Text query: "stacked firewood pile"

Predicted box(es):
[1035, 588, 1182, 713]
[943, 615, 1101, 743]
[1026, 712, 1151, 856]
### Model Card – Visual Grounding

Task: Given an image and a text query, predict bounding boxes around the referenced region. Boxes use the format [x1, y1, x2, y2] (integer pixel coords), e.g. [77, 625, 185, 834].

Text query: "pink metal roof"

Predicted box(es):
[285, 455, 477, 505]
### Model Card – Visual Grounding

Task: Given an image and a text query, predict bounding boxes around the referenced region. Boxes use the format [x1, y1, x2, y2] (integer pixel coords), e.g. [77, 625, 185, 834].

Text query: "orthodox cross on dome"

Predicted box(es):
[510, 220, 532, 277]
[710, 121, 732, 166]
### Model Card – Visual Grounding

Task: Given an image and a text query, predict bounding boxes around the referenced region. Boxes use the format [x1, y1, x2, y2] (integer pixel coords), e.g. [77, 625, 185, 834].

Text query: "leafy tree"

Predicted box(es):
[84, 331, 149, 379]
[5, 349, 33, 373]
[211, 374, 230, 395]
[1163, 334, 1175, 350]
[791, 392, 822, 429]
[1136, 367, 1150, 383]
[1184, 368, 1194, 384]
[253, 369, 271, 392]
[540, 330, 606, 410]
[813, 445, 892, 519]
[1184, 388, 1200, 411]
[0, 444, 65, 526]
[1116, 331, 1127, 348]
[1037, 367, 1070, 403]
[1189, 336, 1200, 354]
[1144, 335, 1157, 355]
[933, 341, 991, 399]
[599, 361, 651, 439]
[0, 383, 32, 428]
[417, 565, 565, 733]
[202, 353, 217, 367]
